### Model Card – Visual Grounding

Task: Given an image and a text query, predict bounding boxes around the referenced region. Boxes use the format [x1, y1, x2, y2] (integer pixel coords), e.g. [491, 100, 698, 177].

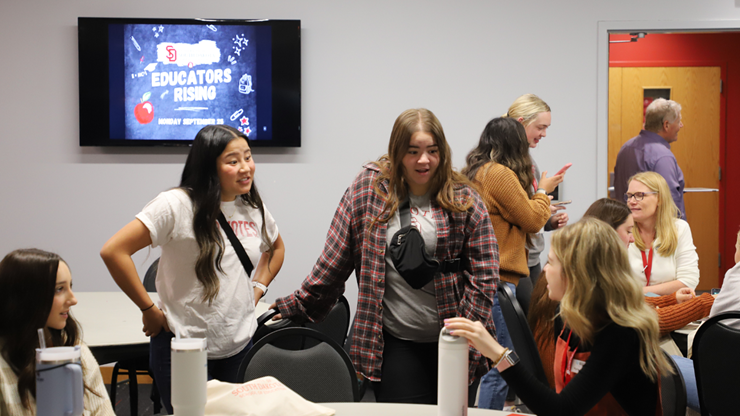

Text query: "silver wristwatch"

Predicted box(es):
[495, 350, 519, 372]
[252, 281, 268, 296]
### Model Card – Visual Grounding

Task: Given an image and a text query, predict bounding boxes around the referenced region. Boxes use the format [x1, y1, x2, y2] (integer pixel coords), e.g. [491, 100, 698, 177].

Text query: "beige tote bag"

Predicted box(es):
[204, 377, 336, 416]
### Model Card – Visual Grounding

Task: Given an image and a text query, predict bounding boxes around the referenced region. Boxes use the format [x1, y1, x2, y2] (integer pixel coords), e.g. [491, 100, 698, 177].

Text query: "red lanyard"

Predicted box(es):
[560, 329, 579, 386]
[641, 247, 654, 286]
[532, 166, 538, 191]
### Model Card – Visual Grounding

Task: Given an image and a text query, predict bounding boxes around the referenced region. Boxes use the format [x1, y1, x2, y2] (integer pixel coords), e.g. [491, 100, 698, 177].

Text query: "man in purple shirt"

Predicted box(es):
[614, 98, 686, 220]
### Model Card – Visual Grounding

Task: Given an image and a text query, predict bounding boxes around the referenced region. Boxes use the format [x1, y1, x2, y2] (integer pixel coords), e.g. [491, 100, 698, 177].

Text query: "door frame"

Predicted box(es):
[597, 20, 740, 282]
[596, 20, 740, 195]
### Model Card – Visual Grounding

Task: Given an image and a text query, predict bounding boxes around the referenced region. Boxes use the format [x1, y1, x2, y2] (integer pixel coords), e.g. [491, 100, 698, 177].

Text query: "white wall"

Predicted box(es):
[1, 0, 739, 309]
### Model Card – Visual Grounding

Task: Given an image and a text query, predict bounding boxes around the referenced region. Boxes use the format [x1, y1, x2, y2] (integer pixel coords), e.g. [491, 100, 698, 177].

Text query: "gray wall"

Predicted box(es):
[2, 0, 739, 308]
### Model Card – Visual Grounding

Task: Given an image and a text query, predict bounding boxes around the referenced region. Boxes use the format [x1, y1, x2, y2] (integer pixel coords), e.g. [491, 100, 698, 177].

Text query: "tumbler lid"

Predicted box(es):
[439, 327, 467, 347]
[36, 346, 81, 363]
[171, 337, 207, 351]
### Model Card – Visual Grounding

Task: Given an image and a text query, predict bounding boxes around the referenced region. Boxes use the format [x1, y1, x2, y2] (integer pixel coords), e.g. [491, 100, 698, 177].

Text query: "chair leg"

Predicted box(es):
[129, 370, 139, 416]
[110, 364, 120, 409]
[150, 376, 162, 414]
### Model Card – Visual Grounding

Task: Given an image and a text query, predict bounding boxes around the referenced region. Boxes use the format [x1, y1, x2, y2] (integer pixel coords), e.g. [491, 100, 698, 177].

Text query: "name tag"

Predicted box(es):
[571, 359, 586, 374]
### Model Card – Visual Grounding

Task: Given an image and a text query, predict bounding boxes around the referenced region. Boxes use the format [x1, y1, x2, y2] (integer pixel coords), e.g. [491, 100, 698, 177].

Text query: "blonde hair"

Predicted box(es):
[369, 109, 473, 229]
[503, 94, 551, 127]
[552, 218, 670, 382]
[644, 98, 682, 133]
[629, 172, 680, 256]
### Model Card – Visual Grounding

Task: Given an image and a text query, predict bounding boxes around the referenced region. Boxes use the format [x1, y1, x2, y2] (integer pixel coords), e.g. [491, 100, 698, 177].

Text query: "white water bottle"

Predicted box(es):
[171, 337, 207, 416]
[438, 327, 468, 416]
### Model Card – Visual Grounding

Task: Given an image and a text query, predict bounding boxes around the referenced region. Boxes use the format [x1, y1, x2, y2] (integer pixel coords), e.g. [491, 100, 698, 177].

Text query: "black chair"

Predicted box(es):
[109, 258, 161, 415]
[515, 276, 533, 316]
[692, 311, 740, 416]
[253, 296, 351, 350]
[142, 258, 159, 292]
[253, 308, 304, 350]
[497, 281, 548, 386]
[238, 327, 360, 402]
[305, 296, 351, 348]
[660, 352, 687, 416]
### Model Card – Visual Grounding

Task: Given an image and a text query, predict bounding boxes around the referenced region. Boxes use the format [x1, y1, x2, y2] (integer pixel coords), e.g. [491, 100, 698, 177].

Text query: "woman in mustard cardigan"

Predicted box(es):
[462, 116, 563, 409]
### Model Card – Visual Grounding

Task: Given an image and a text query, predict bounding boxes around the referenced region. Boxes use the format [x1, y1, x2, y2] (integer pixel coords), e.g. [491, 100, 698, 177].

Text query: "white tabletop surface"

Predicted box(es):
[673, 321, 701, 336]
[74, 292, 270, 347]
[320, 402, 532, 415]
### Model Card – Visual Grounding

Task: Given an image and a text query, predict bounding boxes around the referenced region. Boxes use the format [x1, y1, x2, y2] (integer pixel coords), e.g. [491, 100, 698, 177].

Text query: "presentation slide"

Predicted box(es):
[123, 24, 264, 141]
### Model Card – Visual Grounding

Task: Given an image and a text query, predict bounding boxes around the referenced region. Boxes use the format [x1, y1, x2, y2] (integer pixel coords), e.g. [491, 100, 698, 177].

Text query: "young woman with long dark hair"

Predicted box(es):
[272, 108, 498, 404]
[462, 116, 563, 409]
[0, 249, 113, 415]
[101, 125, 285, 413]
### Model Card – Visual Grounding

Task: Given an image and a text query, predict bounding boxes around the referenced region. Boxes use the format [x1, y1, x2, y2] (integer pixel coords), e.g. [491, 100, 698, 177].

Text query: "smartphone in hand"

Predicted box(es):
[556, 163, 573, 176]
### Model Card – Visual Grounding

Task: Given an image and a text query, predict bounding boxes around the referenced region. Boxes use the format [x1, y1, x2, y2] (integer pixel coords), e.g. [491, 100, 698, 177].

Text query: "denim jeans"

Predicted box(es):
[150, 331, 252, 414]
[477, 282, 515, 410]
[672, 355, 700, 412]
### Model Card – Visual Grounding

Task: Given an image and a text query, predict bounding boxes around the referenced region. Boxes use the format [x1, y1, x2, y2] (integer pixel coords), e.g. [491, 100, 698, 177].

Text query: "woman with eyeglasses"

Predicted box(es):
[625, 171, 699, 295]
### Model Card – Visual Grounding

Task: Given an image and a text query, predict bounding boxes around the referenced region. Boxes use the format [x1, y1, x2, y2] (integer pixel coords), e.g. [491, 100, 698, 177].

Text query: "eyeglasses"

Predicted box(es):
[624, 192, 657, 202]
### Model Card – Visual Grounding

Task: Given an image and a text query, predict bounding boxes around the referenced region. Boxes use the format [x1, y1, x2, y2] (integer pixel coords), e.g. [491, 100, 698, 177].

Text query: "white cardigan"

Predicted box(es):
[628, 218, 700, 289]
[709, 261, 740, 329]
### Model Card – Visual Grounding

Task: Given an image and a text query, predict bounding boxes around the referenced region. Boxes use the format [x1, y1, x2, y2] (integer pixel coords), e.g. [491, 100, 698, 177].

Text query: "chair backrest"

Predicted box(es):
[252, 309, 303, 350]
[238, 327, 359, 403]
[660, 352, 687, 416]
[305, 296, 351, 348]
[692, 311, 740, 416]
[515, 276, 532, 316]
[252, 295, 351, 350]
[497, 281, 549, 386]
[143, 258, 159, 292]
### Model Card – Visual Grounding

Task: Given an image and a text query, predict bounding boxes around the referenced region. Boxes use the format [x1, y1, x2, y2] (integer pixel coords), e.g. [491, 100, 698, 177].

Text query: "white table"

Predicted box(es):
[321, 402, 533, 415]
[74, 292, 270, 363]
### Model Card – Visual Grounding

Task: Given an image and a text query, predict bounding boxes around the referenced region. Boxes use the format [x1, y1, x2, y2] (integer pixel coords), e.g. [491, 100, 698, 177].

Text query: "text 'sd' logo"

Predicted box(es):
[166, 45, 177, 62]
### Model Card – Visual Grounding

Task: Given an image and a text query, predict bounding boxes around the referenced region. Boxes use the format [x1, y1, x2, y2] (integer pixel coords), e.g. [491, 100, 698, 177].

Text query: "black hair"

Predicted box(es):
[463, 117, 535, 197]
[179, 125, 273, 303]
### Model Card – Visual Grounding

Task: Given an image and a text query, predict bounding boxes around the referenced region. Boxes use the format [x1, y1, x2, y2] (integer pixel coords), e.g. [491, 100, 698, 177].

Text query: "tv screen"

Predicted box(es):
[78, 17, 300, 147]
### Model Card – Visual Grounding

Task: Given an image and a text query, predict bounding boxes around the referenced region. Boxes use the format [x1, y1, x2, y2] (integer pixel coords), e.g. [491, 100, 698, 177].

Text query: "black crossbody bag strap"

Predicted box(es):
[217, 212, 254, 277]
[399, 198, 411, 227]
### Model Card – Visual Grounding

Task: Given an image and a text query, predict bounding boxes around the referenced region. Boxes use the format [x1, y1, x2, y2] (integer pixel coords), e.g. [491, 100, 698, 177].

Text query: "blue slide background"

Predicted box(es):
[123, 24, 259, 141]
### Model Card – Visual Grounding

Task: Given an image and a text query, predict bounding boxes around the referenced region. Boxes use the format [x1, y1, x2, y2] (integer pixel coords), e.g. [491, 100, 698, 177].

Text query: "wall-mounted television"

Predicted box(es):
[78, 17, 300, 147]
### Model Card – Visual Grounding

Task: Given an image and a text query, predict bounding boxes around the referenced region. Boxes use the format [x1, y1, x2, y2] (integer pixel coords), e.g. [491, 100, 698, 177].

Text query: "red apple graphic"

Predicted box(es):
[134, 92, 154, 124]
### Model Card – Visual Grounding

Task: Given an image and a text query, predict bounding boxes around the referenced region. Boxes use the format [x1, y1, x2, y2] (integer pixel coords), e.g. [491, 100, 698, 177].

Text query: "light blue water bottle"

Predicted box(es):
[35, 345, 84, 416]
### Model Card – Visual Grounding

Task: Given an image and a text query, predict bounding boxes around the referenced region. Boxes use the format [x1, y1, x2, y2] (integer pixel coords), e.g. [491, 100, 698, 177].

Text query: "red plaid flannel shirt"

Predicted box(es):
[276, 164, 499, 382]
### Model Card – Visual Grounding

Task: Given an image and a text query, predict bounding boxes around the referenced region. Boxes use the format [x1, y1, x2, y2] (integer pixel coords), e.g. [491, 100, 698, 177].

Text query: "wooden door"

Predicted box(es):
[608, 66, 721, 291]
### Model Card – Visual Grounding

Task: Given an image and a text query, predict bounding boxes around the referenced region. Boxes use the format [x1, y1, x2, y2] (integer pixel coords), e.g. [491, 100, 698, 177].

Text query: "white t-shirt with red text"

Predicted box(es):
[136, 189, 278, 359]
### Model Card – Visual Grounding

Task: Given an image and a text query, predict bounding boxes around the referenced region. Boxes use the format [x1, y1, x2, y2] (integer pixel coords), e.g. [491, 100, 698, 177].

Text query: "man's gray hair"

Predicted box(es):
[644, 98, 682, 133]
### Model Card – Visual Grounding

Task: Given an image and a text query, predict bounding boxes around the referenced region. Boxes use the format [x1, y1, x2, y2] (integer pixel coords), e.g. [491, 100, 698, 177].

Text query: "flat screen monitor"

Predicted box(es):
[78, 17, 300, 147]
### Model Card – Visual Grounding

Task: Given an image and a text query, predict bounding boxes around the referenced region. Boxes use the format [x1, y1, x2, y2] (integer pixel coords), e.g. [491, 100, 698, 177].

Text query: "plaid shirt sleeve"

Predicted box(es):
[434, 185, 498, 381]
[431, 184, 498, 382]
[459, 188, 499, 380]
